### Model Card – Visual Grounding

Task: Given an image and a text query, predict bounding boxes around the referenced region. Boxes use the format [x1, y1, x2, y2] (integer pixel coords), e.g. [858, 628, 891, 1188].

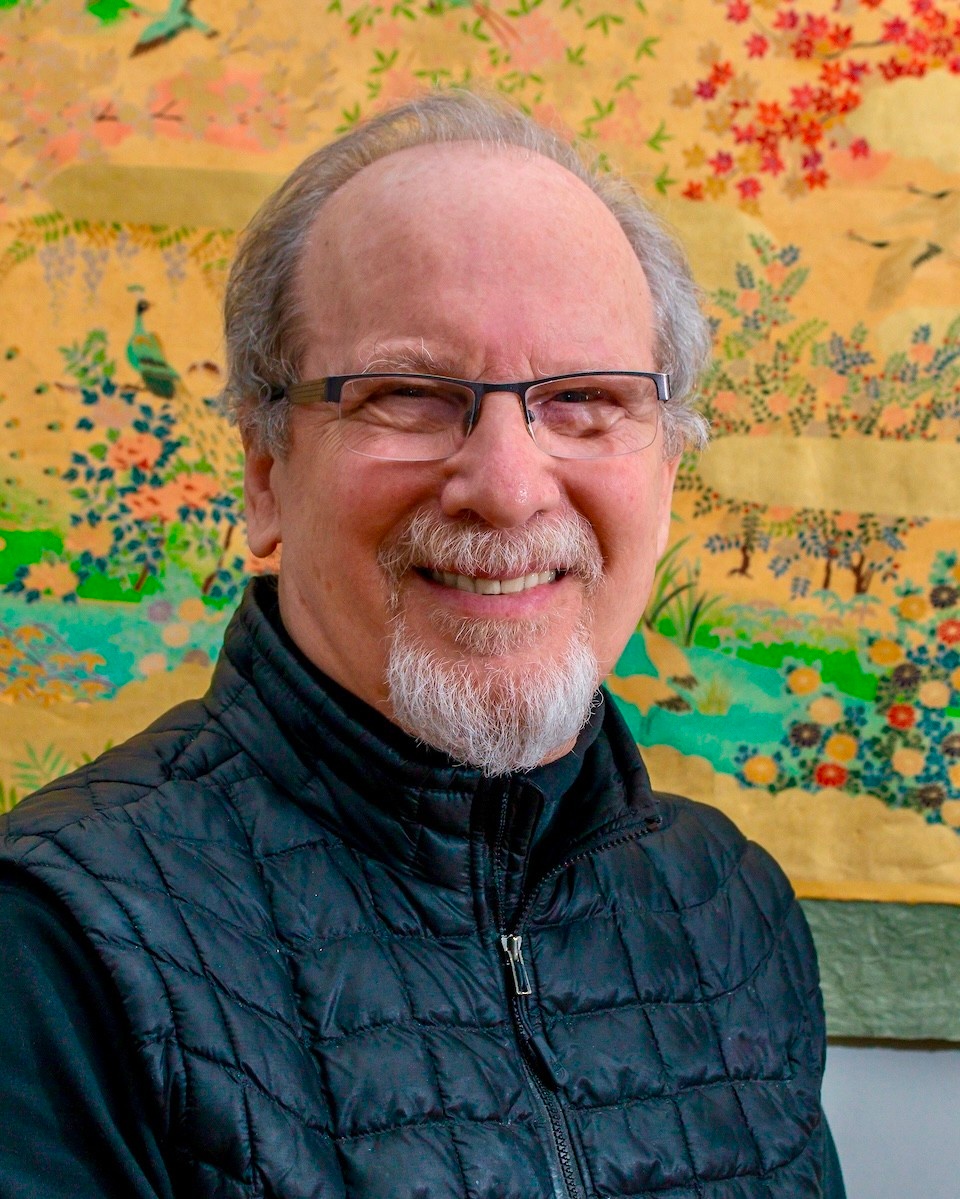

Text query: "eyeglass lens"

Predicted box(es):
[337, 375, 662, 461]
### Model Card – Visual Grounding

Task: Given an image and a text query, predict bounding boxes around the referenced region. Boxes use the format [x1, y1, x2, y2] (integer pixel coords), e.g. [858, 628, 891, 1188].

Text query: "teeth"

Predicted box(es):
[427, 569, 557, 594]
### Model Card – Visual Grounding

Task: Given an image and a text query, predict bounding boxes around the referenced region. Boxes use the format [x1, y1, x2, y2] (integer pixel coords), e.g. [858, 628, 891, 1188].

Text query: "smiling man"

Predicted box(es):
[0, 92, 843, 1198]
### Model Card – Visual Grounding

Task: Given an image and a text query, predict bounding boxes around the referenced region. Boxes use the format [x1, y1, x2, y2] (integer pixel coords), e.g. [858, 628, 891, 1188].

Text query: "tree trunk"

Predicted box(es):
[850, 552, 874, 595]
[133, 564, 150, 592]
[727, 544, 752, 578]
[201, 522, 236, 596]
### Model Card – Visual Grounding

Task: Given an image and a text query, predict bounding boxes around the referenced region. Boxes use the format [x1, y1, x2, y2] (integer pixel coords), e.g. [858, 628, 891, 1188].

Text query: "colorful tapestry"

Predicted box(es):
[1, 0, 959, 922]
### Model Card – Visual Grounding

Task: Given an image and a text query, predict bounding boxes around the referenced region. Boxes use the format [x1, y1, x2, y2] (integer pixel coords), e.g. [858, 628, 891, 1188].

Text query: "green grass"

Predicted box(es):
[0, 528, 64, 584]
[733, 640, 878, 702]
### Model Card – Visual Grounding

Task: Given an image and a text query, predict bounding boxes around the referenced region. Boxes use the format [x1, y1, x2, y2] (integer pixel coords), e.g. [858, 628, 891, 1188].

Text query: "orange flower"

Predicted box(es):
[809, 696, 843, 725]
[126, 487, 173, 522]
[898, 595, 928, 621]
[107, 432, 163, 472]
[24, 560, 77, 598]
[787, 666, 820, 695]
[892, 747, 925, 778]
[824, 733, 858, 762]
[918, 680, 951, 709]
[743, 754, 778, 785]
[868, 639, 903, 666]
[65, 522, 114, 559]
[170, 472, 220, 510]
[877, 403, 910, 432]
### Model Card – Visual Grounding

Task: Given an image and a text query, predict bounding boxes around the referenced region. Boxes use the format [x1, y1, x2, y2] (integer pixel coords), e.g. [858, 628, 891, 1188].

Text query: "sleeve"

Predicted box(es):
[0, 874, 176, 1199]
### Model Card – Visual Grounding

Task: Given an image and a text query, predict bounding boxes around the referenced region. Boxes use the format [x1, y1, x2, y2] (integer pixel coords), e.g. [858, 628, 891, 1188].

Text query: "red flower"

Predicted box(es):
[820, 62, 844, 87]
[709, 151, 735, 175]
[938, 619, 960, 645]
[695, 79, 717, 100]
[887, 703, 917, 729]
[745, 33, 768, 57]
[803, 14, 830, 38]
[815, 762, 848, 787]
[727, 0, 750, 22]
[737, 177, 762, 198]
[804, 168, 829, 189]
[711, 61, 735, 86]
[882, 17, 909, 41]
[850, 138, 870, 158]
[682, 181, 705, 200]
[774, 9, 798, 29]
[791, 84, 816, 109]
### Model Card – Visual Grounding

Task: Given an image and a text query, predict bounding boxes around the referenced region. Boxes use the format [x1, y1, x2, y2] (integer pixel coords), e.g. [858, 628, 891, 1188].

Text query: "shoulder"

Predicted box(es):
[642, 791, 810, 949]
[1, 697, 242, 841]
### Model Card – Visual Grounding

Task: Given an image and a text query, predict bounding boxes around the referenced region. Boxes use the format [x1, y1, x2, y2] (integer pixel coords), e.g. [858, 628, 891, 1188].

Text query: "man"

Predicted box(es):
[0, 91, 843, 1197]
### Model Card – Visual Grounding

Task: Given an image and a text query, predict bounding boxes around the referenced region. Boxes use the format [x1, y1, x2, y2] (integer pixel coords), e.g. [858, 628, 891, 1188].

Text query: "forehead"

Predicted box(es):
[296, 142, 654, 374]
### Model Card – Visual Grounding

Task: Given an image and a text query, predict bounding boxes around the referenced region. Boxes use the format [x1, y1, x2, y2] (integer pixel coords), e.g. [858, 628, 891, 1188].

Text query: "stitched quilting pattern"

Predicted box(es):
[0, 598, 829, 1198]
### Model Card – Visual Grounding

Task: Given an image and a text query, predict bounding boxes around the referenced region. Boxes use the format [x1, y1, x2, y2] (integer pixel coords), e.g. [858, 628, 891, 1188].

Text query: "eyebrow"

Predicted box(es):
[360, 343, 458, 376]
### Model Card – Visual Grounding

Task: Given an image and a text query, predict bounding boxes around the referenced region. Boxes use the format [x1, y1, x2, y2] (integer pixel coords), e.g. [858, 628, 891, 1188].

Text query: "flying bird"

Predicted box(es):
[127, 299, 179, 398]
[130, 0, 218, 57]
[847, 183, 960, 307]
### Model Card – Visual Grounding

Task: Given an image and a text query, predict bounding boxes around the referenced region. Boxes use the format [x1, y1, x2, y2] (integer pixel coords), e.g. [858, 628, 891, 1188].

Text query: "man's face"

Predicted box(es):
[244, 142, 680, 762]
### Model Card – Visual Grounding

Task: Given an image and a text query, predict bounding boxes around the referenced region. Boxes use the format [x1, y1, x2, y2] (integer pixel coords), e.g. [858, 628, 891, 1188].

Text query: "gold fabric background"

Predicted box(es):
[1, 0, 959, 905]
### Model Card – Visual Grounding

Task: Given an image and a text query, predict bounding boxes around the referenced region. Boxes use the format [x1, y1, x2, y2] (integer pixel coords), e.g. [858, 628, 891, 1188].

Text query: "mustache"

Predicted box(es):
[378, 509, 604, 591]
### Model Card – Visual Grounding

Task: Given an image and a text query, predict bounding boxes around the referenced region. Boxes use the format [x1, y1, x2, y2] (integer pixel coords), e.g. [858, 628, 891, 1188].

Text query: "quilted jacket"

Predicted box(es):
[0, 580, 836, 1198]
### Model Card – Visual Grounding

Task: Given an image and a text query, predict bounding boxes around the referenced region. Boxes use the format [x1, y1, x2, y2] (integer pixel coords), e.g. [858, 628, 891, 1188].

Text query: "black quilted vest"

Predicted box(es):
[0, 581, 830, 1197]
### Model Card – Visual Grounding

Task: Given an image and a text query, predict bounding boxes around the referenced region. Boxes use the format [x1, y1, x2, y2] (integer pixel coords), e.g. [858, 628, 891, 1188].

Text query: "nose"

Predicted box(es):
[438, 391, 563, 528]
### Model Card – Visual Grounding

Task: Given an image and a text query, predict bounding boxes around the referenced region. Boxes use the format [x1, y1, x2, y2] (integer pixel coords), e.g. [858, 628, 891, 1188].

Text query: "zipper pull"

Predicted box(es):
[500, 933, 533, 996]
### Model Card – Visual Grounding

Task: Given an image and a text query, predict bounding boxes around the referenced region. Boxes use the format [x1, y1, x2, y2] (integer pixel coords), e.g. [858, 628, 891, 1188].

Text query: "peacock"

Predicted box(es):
[127, 299, 179, 398]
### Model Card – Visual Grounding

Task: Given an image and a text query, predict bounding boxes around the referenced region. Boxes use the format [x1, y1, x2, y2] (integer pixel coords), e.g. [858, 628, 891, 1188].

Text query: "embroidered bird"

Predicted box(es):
[127, 299, 179, 398]
[130, 0, 217, 57]
[847, 183, 960, 307]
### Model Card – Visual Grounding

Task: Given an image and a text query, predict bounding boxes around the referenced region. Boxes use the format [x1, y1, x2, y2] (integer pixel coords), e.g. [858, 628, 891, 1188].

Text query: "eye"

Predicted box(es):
[341, 377, 471, 431]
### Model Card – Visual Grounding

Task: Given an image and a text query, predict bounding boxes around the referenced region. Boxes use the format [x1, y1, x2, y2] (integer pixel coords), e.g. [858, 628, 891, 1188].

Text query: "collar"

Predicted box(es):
[208, 579, 660, 897]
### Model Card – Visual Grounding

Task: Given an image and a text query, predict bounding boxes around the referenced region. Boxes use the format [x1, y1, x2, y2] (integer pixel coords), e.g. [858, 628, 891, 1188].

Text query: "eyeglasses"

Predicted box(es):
[273, 371, 671, 462]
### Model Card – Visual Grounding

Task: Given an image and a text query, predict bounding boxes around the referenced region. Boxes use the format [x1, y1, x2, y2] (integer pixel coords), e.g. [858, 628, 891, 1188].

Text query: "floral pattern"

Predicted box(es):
[0, 2, 957, 896]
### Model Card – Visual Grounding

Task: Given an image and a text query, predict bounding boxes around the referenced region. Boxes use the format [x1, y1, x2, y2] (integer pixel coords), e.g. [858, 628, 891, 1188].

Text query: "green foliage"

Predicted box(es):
[13, 743, 71, 792]
[0, 529, 63, 585]
[60, 329, 115, 389]
[644, 539, 723, 647]
[85, 0, 133, 21]
[733, 642, 878, 702]
[0, 780, 18, 815]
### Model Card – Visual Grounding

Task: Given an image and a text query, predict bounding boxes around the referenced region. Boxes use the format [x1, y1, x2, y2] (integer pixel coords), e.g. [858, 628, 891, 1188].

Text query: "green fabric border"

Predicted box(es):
[800, 900, 960, 1042]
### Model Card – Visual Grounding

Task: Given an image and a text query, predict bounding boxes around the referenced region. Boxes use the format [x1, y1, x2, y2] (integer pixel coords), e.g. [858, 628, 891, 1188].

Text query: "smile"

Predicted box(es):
[425, 569, 558, 595]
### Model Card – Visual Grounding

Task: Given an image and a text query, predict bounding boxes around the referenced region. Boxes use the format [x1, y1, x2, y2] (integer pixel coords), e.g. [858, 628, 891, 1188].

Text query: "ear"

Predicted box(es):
[242, 431, 283, 558]
[655, 453, 682, 559]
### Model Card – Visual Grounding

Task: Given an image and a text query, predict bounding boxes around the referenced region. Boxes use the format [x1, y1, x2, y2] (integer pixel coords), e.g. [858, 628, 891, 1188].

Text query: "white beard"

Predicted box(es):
[378, 508, 605, 775]
[385, 614, 600, 776]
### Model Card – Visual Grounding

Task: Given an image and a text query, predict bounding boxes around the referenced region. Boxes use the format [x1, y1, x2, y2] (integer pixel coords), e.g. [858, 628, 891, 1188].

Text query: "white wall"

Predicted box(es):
[822, 1044, 960, 1199]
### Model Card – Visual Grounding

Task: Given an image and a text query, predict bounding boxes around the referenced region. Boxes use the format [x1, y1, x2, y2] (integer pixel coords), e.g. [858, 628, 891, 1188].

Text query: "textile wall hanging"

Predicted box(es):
[1, 0, 958, 1038]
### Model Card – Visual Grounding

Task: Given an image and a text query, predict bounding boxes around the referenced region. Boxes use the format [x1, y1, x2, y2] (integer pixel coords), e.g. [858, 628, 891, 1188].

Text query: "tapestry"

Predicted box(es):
[1, 0, 958, 937]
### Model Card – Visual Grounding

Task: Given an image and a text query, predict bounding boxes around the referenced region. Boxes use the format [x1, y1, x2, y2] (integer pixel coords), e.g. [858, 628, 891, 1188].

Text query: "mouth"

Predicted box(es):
[421, 568, 561, 595]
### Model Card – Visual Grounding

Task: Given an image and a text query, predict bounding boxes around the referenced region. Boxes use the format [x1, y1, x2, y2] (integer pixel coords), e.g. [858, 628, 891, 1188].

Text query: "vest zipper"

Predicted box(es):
[494, 798, 664, 1199]
[501, 936, 582, 1199]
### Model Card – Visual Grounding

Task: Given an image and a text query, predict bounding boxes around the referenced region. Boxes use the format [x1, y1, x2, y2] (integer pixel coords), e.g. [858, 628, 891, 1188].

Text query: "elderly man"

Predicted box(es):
[0, 92, 843, 1198]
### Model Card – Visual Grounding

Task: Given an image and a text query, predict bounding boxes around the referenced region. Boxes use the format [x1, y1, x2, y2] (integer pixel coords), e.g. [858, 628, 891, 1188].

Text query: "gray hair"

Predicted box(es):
[221, 89, 710, 457]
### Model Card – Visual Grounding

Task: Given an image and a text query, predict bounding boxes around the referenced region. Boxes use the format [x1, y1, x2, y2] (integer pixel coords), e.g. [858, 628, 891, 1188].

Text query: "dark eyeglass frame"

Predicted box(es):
[273, 369, 673, 430]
